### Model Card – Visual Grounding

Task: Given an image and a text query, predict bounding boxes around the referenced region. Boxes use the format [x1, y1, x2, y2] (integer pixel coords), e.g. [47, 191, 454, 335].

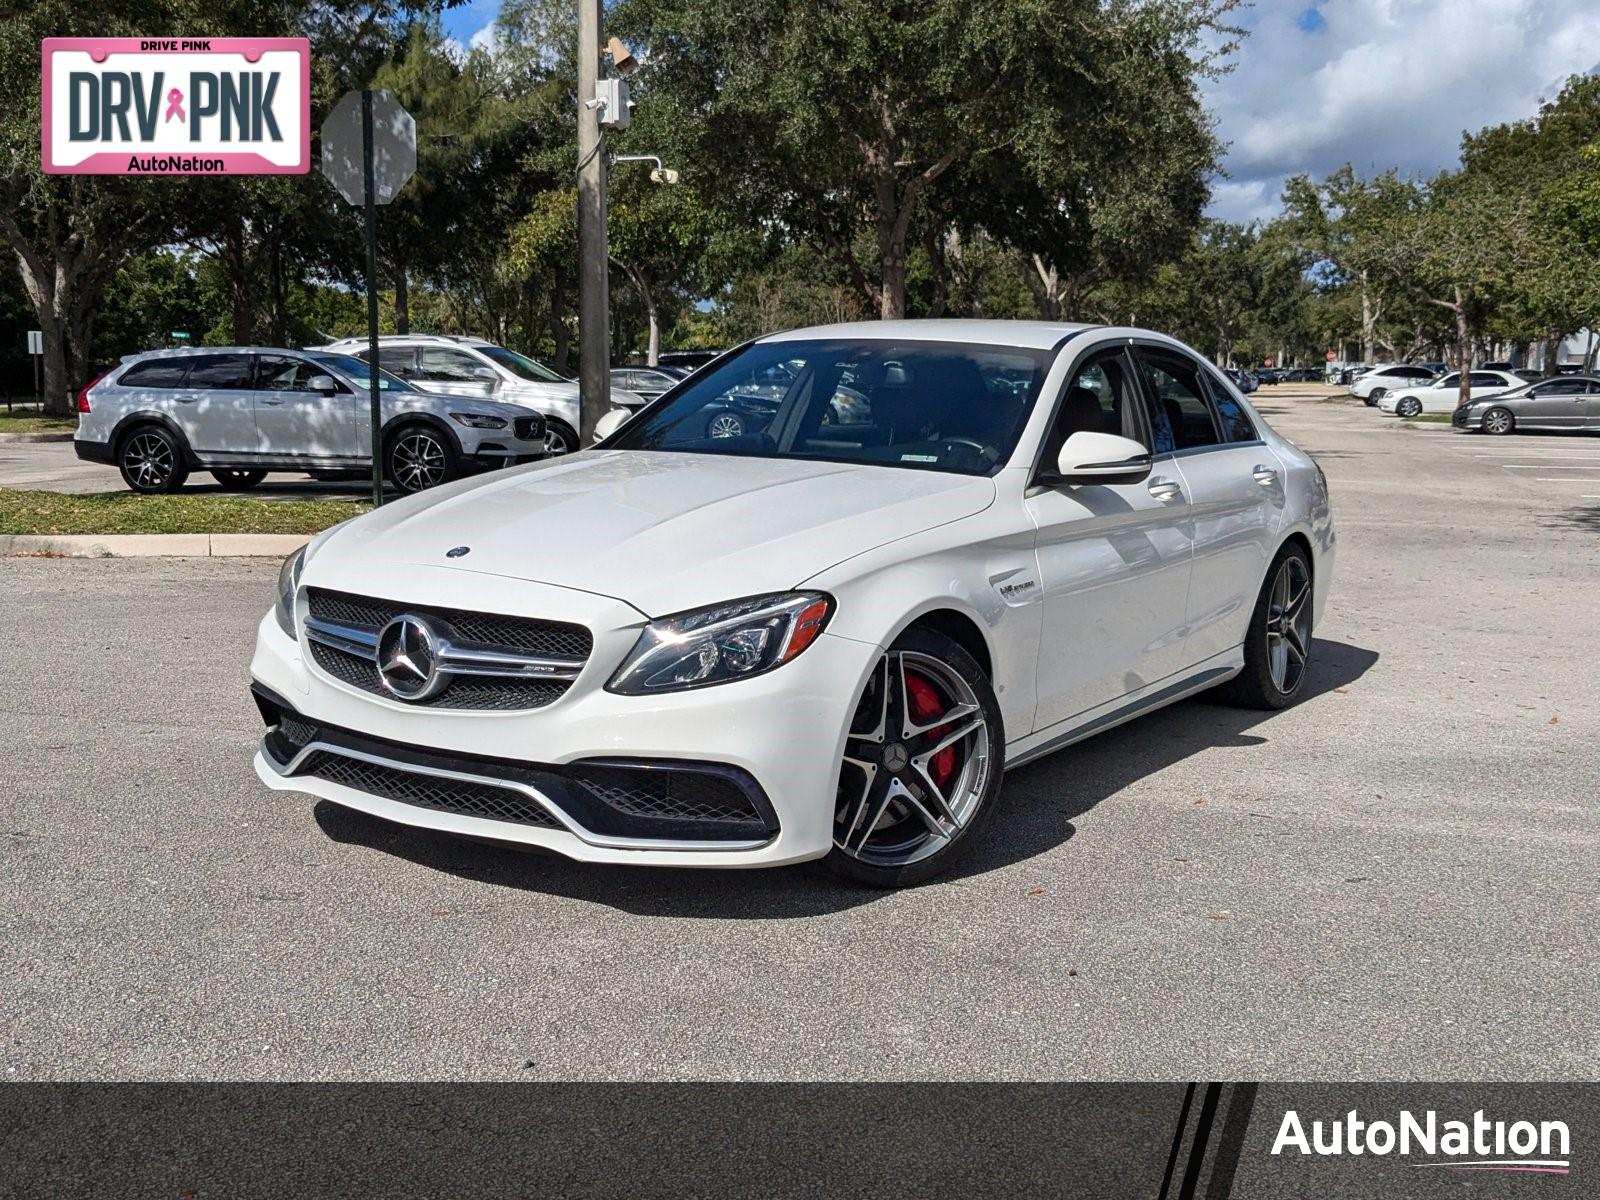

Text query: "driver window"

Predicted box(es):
[1044, 351, 1141, 468]
[1134, 350, 1222, 453]
[418, 348, 488, 383]
[255, 354, 338, 393]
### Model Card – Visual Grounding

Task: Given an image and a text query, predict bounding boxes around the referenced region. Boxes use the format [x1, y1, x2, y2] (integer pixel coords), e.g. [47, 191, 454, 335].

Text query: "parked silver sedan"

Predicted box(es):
[1452, 375, 1600, 434]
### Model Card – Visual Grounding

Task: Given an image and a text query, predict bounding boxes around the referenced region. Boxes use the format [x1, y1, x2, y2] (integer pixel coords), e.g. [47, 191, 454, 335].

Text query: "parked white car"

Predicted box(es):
[1348, 363, 1439, 405]
[74, 347, 547, 494]
[318, 334, 645, 455]
[252, 320, 1334, 886]
[1378, 369, 1523, 417]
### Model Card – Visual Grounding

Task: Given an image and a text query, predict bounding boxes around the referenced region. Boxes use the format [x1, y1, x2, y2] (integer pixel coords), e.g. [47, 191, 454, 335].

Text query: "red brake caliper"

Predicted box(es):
[905, 671, 957, 792]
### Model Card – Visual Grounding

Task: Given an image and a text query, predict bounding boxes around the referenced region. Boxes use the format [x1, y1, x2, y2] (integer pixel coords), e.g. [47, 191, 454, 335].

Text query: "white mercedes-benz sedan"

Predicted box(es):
[251, 320, 1335, 886]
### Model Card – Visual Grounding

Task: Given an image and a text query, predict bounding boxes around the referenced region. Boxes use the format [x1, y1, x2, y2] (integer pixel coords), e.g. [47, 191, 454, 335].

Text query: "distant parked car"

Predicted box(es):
[1453, 375, 1600, 434]
[1222, 368, 1257, 393]
[1379, 369, 1523, 417]
[74, 346, 547, 495]
[656, 349, 725, 371]
[1350, 363, 1440, 406]
[610, 367, 680, 402]
[319, 333, 645, 456]
[1511, 368, 1544, 383]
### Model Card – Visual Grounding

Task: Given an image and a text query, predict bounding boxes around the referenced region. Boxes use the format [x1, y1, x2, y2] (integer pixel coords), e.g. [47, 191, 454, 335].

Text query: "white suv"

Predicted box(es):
[74, 347, 547, 494]
[1348, 363, 1439, 405]
[318, 334, 646, 456]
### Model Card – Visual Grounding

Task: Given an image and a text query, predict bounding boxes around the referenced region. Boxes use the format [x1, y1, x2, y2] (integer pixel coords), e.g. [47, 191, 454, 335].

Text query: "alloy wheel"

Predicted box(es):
[708, 413, 744, 438]
[1484, 409, 1513, 435]
[124, 432, 175, 489]
[1265, 556, 1312, 696]
[544, 426, 574, 456]
[833, 650, 992, 867]
[392, 432, 447, 490]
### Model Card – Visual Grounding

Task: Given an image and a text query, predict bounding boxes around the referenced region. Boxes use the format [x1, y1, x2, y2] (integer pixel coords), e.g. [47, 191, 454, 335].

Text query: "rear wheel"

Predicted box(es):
[210, 468, 266, 491]
[385, 424, 459, 493]
[1396, 397, 1422, 418]
[117, 425, 189, 494]
[1482, 407, 1515, 435]
[1366, 387, 1386, 405]
[1215, 545, 1313, 710]
[824, 628, 1003, 887]
[706, 410, 745, 439]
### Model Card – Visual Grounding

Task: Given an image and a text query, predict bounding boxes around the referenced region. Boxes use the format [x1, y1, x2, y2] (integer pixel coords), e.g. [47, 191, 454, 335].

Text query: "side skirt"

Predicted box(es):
[1003, 650, 1243, 772]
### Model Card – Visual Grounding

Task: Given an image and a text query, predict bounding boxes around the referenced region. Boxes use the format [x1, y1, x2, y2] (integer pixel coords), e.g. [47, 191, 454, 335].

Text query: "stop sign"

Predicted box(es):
[321, 90, 416, 206]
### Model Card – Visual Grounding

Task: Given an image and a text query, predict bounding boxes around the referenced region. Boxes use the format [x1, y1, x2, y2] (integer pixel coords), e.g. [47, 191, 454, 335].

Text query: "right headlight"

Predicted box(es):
[606, 592, 833, 695]
[273, 546, 306, 639]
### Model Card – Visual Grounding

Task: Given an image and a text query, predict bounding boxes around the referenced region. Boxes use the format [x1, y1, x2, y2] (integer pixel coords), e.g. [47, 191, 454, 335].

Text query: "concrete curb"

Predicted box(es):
[0, 431, 75, 444]
[0, 532, 308, 558]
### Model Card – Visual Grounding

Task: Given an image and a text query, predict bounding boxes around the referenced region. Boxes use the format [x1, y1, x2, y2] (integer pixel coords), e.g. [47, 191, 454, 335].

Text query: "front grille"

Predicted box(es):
[513, 416, 542, 441]
[299, 750, 559, 828]
[567, 765, 763, 826]
[304, 587, 591, 711]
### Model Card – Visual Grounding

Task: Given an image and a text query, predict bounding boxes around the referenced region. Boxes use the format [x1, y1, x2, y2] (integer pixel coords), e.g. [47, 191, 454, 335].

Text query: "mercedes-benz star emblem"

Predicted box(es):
[376, 615, 447, 701]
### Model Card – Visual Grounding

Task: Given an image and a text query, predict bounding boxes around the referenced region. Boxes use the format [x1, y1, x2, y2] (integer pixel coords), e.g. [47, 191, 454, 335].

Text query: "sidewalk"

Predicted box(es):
[0, 532, 308, 558]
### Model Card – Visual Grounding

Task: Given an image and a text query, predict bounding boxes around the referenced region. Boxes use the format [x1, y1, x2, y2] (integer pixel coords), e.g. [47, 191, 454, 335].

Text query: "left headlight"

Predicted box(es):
[449, 412, 509, 429]
[607, 592, 833, 695]
[273, 546, 306, 639]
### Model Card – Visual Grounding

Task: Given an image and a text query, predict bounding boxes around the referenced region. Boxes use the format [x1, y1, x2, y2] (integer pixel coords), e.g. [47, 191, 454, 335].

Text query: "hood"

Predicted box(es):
[313, 450, 996, 616]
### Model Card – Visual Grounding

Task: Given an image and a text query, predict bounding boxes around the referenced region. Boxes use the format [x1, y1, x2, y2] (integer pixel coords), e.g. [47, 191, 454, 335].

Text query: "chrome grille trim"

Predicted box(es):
[304, 615, 586, 683]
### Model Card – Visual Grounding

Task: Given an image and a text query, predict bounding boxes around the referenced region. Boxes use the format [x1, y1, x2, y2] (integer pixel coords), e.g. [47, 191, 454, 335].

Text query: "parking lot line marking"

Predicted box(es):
[1499, 464, 1600, 470]
[1533, 477, 1600, 482]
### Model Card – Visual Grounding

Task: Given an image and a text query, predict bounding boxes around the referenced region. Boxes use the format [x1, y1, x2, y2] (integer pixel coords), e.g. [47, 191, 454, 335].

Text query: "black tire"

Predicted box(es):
[117, 424, 189, 494]
[1214, 544, 1314, 711]
[1367, 387, 1386, 405]
[823, 626, 1005, 888]
[1396, 397, 1423, 418]
[544, 420, 578, 456]
[705, 410, 746, 439]
[384, 423, 460, 494]
[1481, 407, 1516, 436]
[210, 468, 266, 491]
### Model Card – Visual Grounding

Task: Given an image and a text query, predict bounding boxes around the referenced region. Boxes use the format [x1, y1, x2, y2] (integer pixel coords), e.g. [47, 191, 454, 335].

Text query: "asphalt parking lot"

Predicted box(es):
[3, 387, 1595, 1081]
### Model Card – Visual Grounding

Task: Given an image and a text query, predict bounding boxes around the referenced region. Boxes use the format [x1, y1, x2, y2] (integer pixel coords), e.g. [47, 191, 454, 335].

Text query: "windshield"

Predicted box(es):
[310, 353, 416, 392]
[479, 345, 567, 383]
[605, 339, 1055, 475]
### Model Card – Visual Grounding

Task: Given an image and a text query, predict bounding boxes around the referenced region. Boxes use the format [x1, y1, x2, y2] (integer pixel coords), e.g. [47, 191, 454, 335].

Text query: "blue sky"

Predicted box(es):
[445, 0, 1600, 224]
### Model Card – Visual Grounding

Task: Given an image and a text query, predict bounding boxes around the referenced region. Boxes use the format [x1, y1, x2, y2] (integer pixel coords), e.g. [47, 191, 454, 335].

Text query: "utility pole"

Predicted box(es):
[576, 0, 610, 446]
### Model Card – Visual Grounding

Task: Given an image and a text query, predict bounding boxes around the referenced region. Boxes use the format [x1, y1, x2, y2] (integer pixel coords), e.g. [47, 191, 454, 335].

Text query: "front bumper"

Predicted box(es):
[249, 603, 878, 868]
[1451, 407, 1481, 430]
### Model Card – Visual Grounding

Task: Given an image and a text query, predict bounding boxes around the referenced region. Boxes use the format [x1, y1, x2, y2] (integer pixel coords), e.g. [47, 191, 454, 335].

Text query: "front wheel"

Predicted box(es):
[1395, 397, 1423, 418]
[1481, 407, 1515, 435]
[706, 410, 745, 439]
[824, 628, 1004, 887]
[1215, 546, 1313, 710]
[543, 420, 578, 456]
[385, 424, 459, 494]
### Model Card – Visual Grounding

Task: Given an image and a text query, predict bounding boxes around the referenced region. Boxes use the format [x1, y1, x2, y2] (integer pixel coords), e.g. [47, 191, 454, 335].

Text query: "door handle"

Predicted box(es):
[1147, 478, 1183, 502]
[259, 399, 285, 406]
[1252, 464, 1279, 485]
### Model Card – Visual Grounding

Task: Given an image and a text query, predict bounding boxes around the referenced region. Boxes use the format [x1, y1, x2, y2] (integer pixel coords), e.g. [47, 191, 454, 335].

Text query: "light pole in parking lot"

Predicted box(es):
[576, 0, 611, 447]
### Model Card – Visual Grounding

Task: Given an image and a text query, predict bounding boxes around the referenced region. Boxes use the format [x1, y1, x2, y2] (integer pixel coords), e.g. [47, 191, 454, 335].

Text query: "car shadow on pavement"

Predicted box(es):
[1541, 504, 1600, 534]
[312, 637, 1379, 919]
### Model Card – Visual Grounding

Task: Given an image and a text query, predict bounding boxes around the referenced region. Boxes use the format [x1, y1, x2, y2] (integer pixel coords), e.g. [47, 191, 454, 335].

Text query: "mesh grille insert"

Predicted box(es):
[301, 751, 559, 828]
[568, 765, 762, 826]
[306, 588, 592, 659]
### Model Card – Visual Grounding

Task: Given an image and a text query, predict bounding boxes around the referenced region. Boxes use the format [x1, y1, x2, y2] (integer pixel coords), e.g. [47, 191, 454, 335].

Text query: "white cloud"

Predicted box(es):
[1204, 0, 1600, 218]
[469, 22, 503, 55]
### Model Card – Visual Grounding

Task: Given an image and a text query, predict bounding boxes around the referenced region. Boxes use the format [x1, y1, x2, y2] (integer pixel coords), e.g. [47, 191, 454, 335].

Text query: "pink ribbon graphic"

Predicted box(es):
[164, 88, 185, 123]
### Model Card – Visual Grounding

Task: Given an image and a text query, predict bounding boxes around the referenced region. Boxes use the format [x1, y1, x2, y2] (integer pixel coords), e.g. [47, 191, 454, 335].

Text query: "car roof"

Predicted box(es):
[120, 346, 319, 361]
[758, 319, 1099, 351]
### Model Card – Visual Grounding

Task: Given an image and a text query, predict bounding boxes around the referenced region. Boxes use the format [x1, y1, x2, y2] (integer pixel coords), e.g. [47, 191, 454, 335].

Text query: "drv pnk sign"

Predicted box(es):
[41, 38, 309, 175]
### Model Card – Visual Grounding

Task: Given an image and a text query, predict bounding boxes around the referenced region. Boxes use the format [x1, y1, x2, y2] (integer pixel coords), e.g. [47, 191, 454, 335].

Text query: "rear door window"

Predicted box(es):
[118, 359, 192, 388]
[181, 354, 255, 390]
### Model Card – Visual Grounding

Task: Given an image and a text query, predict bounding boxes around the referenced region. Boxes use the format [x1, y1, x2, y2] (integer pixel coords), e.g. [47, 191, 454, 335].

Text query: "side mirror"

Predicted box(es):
[472, 365, 501, 389]
[1045, 431, 1152, 486]
[308, 375, 337, 394]
[592, 407, 631, 444]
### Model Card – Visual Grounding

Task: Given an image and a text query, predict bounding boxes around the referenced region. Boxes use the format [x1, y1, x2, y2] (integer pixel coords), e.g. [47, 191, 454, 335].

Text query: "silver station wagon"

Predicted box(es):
[73, 346, 548, 494]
